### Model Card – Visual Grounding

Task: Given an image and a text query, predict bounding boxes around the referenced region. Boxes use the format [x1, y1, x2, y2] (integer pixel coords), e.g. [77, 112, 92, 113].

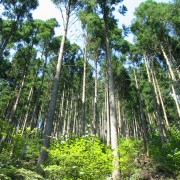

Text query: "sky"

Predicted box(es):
[32, 0, 170, 44]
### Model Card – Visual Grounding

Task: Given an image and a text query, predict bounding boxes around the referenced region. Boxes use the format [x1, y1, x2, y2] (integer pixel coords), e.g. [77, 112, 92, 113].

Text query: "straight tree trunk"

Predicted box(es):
[106, 87, 111, 146]
[133, 69, 149, 155]
[37, 5, 70, 166]
[105, 20, 121, 180]
[81, 46, 87, 135]
[144, 54, 166, 144]
[63, 91, 70, 137]
[67, 91, 73, 137]
[153, 71, 169, 127]
[30, 52, 48, 130]
[117, 100, 122, 136]
[56, 85, 65, 134]
[72, 101, 77, 134]
[150, 68, 166, 144]
[9, 71, 27, 123]
[161, 45, 180, 117]
[92, 58, 98, 134]
[21, 87, 33, 135]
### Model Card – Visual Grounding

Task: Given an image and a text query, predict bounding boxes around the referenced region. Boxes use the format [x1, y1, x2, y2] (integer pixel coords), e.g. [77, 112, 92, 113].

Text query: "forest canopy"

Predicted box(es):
[0, 0, 179, 179]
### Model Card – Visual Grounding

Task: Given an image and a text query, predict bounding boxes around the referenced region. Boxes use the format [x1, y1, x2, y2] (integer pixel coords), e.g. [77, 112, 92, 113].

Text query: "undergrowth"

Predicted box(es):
[0, 128, 179, 179]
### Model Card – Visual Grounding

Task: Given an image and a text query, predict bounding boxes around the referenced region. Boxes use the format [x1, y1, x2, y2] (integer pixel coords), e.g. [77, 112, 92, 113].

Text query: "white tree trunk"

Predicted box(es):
[92, 58, 98, 134]
[81, 46, 87, 135]
[161, 45, 180, 118]
[105, 31, 121, 180]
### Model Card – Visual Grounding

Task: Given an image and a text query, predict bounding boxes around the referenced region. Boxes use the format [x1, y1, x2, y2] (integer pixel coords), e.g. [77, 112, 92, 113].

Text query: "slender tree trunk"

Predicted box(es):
[81, 46, 87, 136]
[121, 107, 126, 137]
[21, 87, 33, 135]
[56, 85, 65, 134]
[150, 68, 166, 144]
[117, 100, 122, 136]
[30, 53, 48, 130]
[161, 45, 180, 117]
[153, 71, 169, 127]
[144, 54, 166, 144]
[133, 69, 149, 155]
[102, 107, 106, 141]
[106, 87, 111, 146]
[72, 101, 77, 134]
[104, 20, 121, 180]
[37, 6, 70, 166]
[9, 71, 27, 123]
[92, 58, 98, 134]
[67, 91, 73, 137]
[63, 91, 70, 137]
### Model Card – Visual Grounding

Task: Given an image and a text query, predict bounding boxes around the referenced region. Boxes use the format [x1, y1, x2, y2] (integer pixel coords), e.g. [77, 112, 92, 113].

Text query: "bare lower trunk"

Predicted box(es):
[63, 91, 70, 137]
[144, 54, 166, 144]
[37, 7, 70, 166]
[81, 46, 87, 136]
[72, 101, 77, 134]
[59, 85, 65, 132]
[117, 100, 122, 136]
[21, 87, 33, 135]
[92, 59, 98, 134]
[67, 92, 73, 137]
[133, 69, 149, 155]
[151, 68, 166, 144]
[105, 27, 121, 180]
[106, 87, 111, 146]
[153, 71, 169, 127]
[30, 53, 48, 130]
[9, 72, 27, 123]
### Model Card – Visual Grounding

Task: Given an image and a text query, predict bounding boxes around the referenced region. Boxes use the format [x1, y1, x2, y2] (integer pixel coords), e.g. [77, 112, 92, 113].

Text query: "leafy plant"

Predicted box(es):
[149, 127, 180, 174]
[119, 138, 143, 178]
[15, 168, 44, 180]
[44, 135, 112, 180]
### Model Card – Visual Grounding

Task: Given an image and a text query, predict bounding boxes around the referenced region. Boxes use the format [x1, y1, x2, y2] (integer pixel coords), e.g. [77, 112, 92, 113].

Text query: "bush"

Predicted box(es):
[44, 135, 112, 180]
[119, 138, 143, 178]
[149, 128, 180, 174]
[15, 168, 44, 180]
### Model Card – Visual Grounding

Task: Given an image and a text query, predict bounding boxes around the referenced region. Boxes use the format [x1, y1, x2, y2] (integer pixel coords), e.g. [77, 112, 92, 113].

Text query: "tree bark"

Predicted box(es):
[150, 68, 166, 144]
[9, 71, 27, 123]
[105, 20, 121, 180]
[153, 71, 169, 127]
[30, 51, 48, 130]
[81, 46, 87, 136]
[92, 58, 98, 134]
[21, 87, 33, 135]
[144, 54, 166, 144]
[37, 5, 70, 166]
[161, 45, 180, 117]
[67, 91, 73, 137]
[133, 69, 149, 155]
[106, 86, 111, 146]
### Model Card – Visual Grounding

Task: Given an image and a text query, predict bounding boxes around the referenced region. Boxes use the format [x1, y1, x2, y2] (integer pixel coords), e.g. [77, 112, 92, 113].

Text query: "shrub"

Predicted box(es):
[15, 168, 44, 180]
[119, 138, 143, 178]
[44, 135, 112, 180]
[149, 128, 180, 174]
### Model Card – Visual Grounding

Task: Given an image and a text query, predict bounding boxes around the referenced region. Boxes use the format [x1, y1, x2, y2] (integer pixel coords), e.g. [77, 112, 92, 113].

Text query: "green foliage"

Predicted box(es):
[0, 128, 42, 179]
[15, 168, 44, 180]
[8, 128, 41, 160]
[0, 166, 17, 180]
[44, 135, 112, 179]
[119, 138, 143, 178]
[0, 118, 11, 138]
[149, 128, 180, 174]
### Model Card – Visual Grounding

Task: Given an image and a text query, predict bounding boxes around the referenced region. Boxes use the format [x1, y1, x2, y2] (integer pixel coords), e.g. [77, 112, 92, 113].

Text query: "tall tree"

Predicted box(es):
[37, 0, 81, 166]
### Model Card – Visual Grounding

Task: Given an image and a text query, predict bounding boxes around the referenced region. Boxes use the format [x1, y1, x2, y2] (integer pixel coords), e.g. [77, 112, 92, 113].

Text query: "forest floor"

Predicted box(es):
[130, 154, 178, 180]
